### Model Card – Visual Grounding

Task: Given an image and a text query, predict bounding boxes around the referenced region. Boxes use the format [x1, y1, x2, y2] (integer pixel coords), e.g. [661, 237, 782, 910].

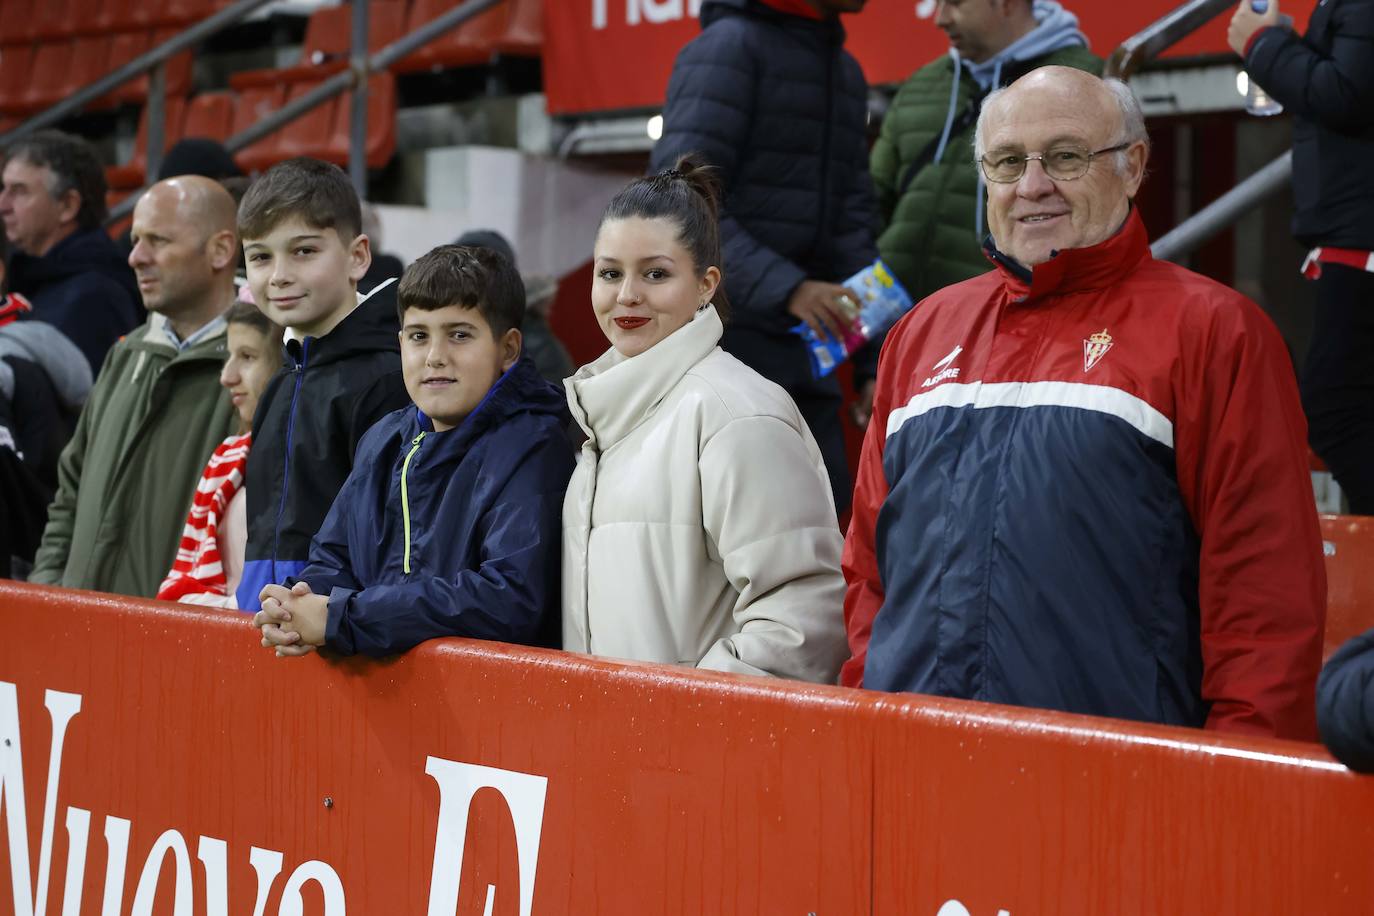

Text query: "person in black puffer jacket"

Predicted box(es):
[649, 0, 877, 515]
[1318, 629, 1374, 772]
[1231, 0, 1374, 513]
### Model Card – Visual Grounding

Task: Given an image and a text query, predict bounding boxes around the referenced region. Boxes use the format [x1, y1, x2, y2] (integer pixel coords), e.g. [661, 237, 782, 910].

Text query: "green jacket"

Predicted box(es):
[30, 313, 238, 597]
[871, 47, 1101, 304]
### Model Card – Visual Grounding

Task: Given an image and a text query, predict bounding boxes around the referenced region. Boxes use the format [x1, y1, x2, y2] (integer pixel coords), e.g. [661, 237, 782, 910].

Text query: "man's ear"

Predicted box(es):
[501, 327, 523, 371]
[206, 229, 237, 272]
[1122, 141, 1149, 199]
[348, 233, 372, 283]
[56, 188, 82, 227]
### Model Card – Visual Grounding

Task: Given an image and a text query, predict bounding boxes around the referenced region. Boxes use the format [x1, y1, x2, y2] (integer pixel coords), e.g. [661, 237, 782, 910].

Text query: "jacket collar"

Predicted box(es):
[703, 0, 846, 44]
[410, 355, 567, 456]
[566, 305, 723, 450]
[984, 206, 1152, 303]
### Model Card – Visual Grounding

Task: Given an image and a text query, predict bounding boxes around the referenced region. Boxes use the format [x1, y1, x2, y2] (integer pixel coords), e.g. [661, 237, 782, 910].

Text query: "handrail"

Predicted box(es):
[105, 0, 506, 223]
[1151, 150, 1292, 262]
[1104, 0, 1236, 79]
[0, 0, 279, 181]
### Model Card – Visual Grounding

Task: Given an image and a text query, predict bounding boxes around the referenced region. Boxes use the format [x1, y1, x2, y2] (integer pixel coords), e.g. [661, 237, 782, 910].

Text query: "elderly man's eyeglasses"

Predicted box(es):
[977, 144, 1131, 183]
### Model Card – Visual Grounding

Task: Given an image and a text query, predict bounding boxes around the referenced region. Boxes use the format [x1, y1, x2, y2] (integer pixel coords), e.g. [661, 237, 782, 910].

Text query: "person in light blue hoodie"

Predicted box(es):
[870, 0, 1101, 306]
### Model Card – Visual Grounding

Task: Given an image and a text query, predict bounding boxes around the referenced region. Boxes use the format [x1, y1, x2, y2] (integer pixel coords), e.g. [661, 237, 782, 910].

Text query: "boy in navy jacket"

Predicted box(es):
[235, 158, 410, 610]
[253, 244, 574, 656]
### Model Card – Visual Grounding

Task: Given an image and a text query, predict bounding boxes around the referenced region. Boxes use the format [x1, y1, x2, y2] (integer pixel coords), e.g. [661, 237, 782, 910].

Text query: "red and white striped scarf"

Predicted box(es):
[156, 433, 251, 603]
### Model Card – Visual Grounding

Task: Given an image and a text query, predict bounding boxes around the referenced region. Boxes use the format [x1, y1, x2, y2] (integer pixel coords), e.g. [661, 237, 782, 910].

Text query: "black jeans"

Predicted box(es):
[720, 325, 852, 516]
[1300, 262, 1374, 514]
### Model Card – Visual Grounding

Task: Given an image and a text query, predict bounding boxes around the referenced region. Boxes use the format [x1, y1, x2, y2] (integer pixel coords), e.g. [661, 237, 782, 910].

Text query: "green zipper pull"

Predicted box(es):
[400, 432, 426, 574]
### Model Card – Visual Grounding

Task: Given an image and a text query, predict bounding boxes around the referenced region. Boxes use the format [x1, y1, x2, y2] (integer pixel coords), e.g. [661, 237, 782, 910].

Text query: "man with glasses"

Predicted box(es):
[841, 67, 1324, 740]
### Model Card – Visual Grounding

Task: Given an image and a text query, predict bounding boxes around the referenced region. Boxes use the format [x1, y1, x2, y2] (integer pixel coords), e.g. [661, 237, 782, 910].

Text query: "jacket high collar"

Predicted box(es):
[409, 355, 566, 458]
[703, 0, 845, 44]
[284, 286, 399, 370]
[567, 305, 723, 450]
[984, 206, 1153, 303]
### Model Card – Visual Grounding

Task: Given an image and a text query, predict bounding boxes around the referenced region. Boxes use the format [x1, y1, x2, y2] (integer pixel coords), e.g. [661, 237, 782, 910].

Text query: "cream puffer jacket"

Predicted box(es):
[562, 306, 847, 683]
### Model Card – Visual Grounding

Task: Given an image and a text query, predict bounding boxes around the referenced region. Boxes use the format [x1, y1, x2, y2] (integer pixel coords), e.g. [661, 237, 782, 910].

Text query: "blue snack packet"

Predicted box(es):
[791, 260, 913, 378]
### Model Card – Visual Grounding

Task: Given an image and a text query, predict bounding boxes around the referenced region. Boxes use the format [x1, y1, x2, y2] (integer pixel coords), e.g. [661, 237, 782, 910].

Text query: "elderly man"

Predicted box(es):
[1, 129, 141, 373]
[842, 67, 1325, 740]
[29, 177, 239, 597]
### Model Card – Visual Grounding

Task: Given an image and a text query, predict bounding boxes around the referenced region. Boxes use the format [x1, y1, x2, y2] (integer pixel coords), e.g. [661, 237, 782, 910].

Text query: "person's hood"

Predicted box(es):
[285, 279, 400, 369]
[409, 354, 569, 458]
[0, 320, 93, 409]
[701, 0, 846, 44]
[8, 227, 139, 302]
[955, 0, 1088, 91]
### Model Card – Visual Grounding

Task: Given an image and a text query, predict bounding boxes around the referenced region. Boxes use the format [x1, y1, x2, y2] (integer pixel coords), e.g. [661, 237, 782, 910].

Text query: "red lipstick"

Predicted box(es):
[615, 317, 650, 330]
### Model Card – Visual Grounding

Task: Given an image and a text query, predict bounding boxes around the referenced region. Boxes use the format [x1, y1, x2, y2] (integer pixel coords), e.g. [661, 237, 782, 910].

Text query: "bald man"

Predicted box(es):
[30, 177, 240, 596]
[843, 68, 1325, 740]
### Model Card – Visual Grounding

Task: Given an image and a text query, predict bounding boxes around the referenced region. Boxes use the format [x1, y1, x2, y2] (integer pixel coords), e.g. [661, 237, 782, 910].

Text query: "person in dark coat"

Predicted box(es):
[253, 246, 574, 658]
[1, 129, 142, 373]
[648, 0, 877, 514]
[1230, 0, 1374, 512]
[1318, 630, 1374, 772]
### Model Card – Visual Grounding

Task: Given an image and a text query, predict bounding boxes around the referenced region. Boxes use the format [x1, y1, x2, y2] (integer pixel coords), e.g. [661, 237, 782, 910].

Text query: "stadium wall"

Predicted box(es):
[1, 581, 1371, 915]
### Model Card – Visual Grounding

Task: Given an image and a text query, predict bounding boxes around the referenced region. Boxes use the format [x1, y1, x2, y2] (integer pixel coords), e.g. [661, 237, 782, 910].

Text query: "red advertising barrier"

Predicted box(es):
[544, 0, 1318, 115]
[2, 580, 1372, 916]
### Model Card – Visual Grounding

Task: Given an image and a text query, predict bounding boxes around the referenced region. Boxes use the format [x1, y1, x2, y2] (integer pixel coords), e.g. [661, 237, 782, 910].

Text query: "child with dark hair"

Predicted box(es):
[253, 244, 575, 657]
[234, 157, 411, 611]
[157, 302, 284, 606]
[562, 154, 847, 684]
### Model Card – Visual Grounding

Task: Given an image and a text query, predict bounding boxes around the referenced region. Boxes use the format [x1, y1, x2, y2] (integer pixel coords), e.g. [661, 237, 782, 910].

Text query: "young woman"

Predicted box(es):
[562, 155, 847, 683]
[157, 302, 283, 607]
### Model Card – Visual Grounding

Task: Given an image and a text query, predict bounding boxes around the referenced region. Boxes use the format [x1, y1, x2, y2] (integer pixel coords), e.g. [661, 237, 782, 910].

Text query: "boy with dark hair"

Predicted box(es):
[235, 157, 410, 610]
[253, 245, 575, 656]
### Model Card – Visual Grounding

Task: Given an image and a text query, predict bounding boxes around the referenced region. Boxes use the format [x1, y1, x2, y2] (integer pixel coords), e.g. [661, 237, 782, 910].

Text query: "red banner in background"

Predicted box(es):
[544, 0, 1317, 115]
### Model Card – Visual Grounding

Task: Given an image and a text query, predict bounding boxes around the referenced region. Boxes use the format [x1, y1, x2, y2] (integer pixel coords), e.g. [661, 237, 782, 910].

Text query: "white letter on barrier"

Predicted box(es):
[424, 757, 548, 916]
[0, 682, 82, 916]
[58, 807, 90, 916]
[641, 0, 682, 23]
[626, 0, 640, 25]
[130, 829, 193, 916]
[99, 816, 131, 916]
[197, 836, 229, 916]
[249, 847, 284, 916]
[592, 0, 607, 29]
[937, 903, 972, 916]
[277, 860, 346, 916]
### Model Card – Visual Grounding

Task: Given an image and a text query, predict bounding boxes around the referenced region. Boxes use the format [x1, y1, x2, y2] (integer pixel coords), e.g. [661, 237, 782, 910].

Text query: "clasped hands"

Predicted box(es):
[253, 581, 328, 658]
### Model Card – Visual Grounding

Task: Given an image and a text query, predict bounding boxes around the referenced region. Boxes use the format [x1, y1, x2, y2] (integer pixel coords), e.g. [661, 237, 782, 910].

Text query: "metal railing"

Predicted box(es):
[1103, 0, 1236, 80]
[1104, 0, 1295, 262]
[0, 0, 506, 221]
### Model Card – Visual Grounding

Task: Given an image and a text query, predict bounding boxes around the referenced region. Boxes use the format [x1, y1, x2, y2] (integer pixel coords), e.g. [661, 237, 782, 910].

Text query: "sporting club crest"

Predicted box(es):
[1083, 329, 1113, 372]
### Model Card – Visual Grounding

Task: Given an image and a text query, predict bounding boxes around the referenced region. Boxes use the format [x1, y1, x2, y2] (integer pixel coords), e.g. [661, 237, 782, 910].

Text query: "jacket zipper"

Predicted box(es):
[400, 431, 426, 574]
[271, 339, 309, 580]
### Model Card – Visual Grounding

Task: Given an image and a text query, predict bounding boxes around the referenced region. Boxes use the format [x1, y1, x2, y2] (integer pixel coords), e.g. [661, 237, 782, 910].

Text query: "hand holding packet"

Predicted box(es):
[791, 260, 913, 378]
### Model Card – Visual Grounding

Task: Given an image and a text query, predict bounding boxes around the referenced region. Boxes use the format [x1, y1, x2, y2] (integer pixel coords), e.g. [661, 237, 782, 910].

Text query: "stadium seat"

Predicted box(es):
[230, 0, 407, 90]
[495, 0, 543, 57]
[395, 0, 508, 72]
[230, 84, 287, 175]
[16, 37, 112, 116]
[1321, 514, 1374, 662]
[272, 83, 341, 162]
[88, 0, 141, 35]
[181, 91, 235, 143]
[321, 72, 396, 169]
[0, 0, 36, 47]
[0, 46, 36, 117]
[32, 0, 75, 42]
[106, 29, 194, 107]
[106, 96, 187, 190]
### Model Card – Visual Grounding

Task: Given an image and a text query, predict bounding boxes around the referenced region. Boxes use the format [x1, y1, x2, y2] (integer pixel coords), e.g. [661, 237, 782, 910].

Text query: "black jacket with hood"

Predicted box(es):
[7, 227, 142, 373]
[236, 286, 411, 610]
[648, 0, 878, 372]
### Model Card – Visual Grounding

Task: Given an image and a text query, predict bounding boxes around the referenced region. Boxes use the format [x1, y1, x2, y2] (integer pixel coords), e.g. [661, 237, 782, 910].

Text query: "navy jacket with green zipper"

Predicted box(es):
[292, 355, 575, 657]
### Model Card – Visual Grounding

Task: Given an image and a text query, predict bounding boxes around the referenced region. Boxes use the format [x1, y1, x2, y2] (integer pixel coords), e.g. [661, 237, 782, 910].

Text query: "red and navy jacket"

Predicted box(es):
[842, 210, 1326, 740]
